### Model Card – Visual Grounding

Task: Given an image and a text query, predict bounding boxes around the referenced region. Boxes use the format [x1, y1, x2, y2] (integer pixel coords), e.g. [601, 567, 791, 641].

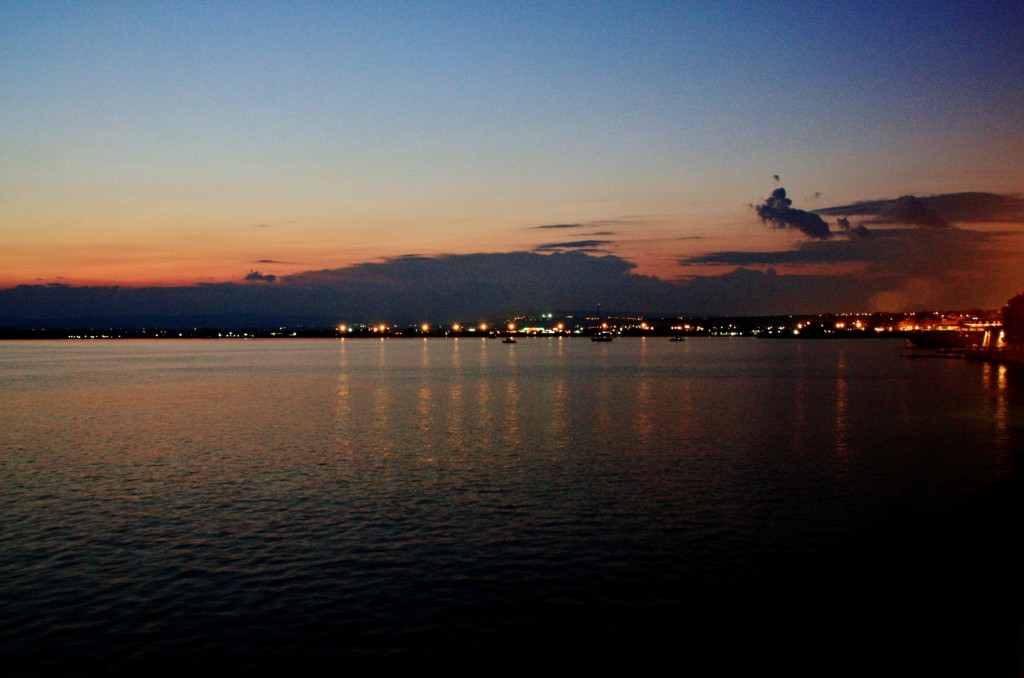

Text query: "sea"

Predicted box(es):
[1, 337, 1021, 675]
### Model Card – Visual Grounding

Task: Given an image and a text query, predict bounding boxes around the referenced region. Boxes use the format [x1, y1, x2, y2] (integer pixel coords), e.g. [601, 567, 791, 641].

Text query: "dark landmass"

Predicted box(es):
[0, 310, 998, 341]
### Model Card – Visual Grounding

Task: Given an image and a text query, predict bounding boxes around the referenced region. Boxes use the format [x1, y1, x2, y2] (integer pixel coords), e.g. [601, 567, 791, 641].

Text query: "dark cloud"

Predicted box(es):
[681, 242, 867, 267]
[5, 241, 1024, 327]
[884, 195, 949, 228]
[818, 192, 1024, 226]
[7, 188, 1024, 329]
[281, 251, 682, 319]
[244, 270, 277, 283]
[754, 187, 832, 239]
[534, 240, 614, 252]
[683, 216, 1024, 311]
[838, 218, 871, 238]
[6, 252, 775, 326]
[684, 226, 1006, 269]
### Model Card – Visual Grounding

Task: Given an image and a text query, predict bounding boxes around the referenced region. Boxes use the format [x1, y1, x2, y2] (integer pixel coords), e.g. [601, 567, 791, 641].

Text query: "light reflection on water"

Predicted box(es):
[0, 337, 1020, 671]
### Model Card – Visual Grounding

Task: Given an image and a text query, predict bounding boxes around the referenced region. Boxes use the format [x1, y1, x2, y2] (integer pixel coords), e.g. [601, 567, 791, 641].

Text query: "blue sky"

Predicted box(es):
[2, 1, 1023, 319]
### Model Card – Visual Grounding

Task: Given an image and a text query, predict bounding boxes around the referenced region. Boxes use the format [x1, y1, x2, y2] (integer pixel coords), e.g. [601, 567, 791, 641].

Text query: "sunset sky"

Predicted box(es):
[2, 1, 1023, 322]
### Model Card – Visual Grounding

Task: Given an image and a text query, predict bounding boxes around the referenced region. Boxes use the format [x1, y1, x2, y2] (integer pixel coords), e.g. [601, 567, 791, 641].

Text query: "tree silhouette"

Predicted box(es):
[1001, 293, 1024, 347]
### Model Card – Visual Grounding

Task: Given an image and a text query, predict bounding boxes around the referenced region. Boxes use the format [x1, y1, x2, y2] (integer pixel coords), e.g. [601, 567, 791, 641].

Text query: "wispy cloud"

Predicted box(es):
[250, 220, 299, 229]
[817, 192, 1024, 226]
[530, 218, 643, 231]
[534, 240, 614, 252]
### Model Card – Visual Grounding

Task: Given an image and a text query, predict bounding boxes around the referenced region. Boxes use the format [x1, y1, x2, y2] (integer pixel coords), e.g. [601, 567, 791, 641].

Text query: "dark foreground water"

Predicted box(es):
[1, 337, 1021, 674]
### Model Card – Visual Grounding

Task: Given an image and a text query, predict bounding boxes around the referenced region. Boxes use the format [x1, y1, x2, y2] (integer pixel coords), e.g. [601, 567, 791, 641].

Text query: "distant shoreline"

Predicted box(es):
[0, 328, 910, 341]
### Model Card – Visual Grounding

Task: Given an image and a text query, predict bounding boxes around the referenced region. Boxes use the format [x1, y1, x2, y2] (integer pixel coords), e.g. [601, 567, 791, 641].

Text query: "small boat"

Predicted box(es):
[670, 336, 685, 342]
[502, 336, 517, 344]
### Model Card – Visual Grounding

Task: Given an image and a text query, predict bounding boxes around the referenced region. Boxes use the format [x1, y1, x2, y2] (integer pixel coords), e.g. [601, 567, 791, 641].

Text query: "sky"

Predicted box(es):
[2, 1, 1023, 324]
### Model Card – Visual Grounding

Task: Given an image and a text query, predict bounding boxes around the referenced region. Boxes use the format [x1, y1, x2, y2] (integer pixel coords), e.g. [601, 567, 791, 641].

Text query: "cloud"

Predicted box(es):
[6, 186, 1024, 327]
[683, 227, 1009, 270]
[530, 218, 641, 231]
[817, 192, 1024, 226]
[251, 220, 299, 229]
[681, 243, 867, 267]
[753, 187, 832, 239]
[750, 189, 1023, 241]
[5, 241, 1024, 327]
[534, 240, 614, 252]
[881, 195, 949, 228]
[835, 217, 870, 238]
[244, 270, 277, 283]
[0, 252, 701, 326]
[688, 195, 1024, 312]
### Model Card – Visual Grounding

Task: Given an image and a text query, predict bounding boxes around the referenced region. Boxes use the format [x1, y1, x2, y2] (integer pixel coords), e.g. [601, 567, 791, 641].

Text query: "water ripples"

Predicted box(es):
[1, 338, 1019, 671]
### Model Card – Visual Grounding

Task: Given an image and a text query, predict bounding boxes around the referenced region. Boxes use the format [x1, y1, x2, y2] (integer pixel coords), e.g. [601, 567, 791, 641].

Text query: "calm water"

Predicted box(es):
[1, 337, 1020, 673]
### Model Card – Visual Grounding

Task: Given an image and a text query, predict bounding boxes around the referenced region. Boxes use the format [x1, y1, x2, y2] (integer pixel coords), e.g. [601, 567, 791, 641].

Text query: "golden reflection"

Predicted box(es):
[475, 378, 496, 451]
[834, 351, 849, 458]
[791, 370, 807, 448]
[445, 374, 464, 454]
[633, 377, 654, 446]
[334, 373, 354, 454]
[417, 384, 433, 434]
[982, 362, 1010, 453]
[333, 339, 353, 450]
[420, 337, 430, 369]
[501, 350, 520, 450]
[370, 381, 393, 455]
[335, 340, 351, 419]
[549, 375, 570, 456]
[593, 378, 614, 443]
[501, 375, 521, 450]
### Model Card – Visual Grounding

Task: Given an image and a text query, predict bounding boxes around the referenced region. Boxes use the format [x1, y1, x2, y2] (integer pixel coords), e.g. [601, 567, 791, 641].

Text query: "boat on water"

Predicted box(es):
[502, 336, 517, 344]
[591, 333, 613, 342]
[670, 336, 685, 342]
